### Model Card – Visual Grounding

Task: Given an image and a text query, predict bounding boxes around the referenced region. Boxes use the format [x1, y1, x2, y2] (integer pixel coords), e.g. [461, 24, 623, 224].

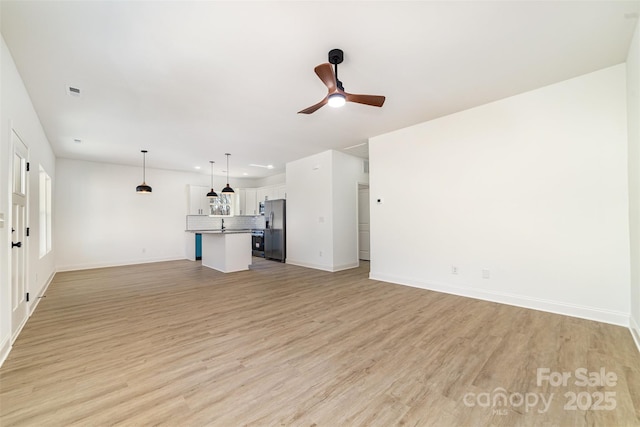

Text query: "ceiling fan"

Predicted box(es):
[298, 49, 386, 114]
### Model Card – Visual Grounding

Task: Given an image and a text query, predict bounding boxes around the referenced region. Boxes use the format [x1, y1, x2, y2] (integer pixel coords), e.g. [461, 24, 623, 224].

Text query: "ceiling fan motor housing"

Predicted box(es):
[328, 48, 344, 65]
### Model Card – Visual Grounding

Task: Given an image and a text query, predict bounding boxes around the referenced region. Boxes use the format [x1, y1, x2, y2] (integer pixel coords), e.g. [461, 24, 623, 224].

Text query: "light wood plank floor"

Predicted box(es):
[1, 259, 639, 426]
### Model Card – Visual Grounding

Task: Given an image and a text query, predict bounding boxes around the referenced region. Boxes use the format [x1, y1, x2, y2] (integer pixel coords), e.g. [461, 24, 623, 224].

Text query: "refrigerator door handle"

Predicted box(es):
[269, 212, 274, 230]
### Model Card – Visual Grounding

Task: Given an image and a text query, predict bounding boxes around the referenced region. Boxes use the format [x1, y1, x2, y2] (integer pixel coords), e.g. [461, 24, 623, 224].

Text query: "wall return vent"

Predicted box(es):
[66, 86, 81, 97]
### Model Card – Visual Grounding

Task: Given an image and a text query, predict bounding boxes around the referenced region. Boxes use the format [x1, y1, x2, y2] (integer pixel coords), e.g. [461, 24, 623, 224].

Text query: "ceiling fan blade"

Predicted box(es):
[297, 97, 328, 114]
[314, 63, 337, 92]
[345, 93, 386, 107]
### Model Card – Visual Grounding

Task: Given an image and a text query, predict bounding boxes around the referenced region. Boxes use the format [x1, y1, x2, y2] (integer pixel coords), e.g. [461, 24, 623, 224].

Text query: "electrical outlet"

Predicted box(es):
[451, 265, 458, 275]
[482, 269, 490, 279]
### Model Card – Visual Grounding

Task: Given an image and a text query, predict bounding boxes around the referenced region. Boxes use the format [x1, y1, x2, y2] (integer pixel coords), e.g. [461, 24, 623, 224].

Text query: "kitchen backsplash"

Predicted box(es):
[186, 215, 266, 231]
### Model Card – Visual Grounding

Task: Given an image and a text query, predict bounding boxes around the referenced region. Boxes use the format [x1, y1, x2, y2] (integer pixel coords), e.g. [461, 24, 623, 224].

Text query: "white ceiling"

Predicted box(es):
[1, 1, 639, 179]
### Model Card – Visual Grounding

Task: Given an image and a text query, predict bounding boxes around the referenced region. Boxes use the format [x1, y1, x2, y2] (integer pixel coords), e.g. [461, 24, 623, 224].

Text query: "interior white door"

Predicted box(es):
[358, 186, 370, 261]
[11, 130, 28, 339]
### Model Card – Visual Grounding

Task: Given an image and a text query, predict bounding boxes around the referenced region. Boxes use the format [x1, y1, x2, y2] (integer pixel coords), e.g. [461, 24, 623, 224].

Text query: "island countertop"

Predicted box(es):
[186, 229, 253, 234]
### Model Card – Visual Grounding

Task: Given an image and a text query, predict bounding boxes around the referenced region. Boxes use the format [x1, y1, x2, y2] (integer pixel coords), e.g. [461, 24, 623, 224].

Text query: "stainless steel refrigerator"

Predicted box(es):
[264, 199, 286, 262]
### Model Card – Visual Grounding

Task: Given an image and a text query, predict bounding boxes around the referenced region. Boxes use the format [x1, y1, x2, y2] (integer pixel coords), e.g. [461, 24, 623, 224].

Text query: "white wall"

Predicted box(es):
[369, 64, 630, 326]
[55, 158, 264, 271]
[256, 172, 285, 188]
[286, 150, 367, 271]
[56, 158, 206, 270]
[1, 36, 57, 364]
[286, 151, 334, 270]
[627, 21, 640, 347]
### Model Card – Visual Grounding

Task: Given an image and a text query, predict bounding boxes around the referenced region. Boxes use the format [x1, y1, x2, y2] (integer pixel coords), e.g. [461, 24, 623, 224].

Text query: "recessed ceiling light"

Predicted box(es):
[243, 172, 248, 176]
[249, 163, 275, 169]
[194, 166, 201, 170]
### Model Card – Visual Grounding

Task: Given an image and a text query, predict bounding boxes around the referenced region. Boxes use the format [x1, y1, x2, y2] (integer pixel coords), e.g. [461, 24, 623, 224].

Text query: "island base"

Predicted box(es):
[201, 232, 252, 273]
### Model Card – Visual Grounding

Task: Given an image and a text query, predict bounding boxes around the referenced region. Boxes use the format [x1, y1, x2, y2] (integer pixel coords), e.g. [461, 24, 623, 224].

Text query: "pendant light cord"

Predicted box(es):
[142, 150, 147, 183]
[136, 149, 152, 193]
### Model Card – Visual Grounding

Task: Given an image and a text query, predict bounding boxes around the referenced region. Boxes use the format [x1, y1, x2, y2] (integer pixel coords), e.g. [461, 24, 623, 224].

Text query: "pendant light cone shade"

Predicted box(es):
[206, 160, 218, 198]
[222, 153, 234, 194]
[136, 150, 152, 193]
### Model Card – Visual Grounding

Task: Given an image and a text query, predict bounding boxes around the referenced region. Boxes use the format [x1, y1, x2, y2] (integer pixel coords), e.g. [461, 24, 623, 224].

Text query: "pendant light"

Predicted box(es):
[206, 161, 218, 198]
[221, 153, 234, 194]
[135, 150, 152, 193]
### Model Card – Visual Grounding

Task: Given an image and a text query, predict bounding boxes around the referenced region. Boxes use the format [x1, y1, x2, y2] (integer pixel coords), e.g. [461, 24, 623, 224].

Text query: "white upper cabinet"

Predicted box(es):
[189, 185, 235, 216]
[256, 187, 269, 204]
[245, 188, 258, 215]
[274, 184, 287, 200]
[189, 184, 283, 216]
[234, 188, 246, 216]
[188, 185, 210, 215]
[256, 184, 287, 203]
[233, 188, 258, 216]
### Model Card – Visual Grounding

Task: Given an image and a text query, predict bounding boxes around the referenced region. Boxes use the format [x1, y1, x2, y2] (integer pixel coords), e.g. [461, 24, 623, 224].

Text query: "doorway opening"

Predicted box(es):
[358, 184, 370, 261]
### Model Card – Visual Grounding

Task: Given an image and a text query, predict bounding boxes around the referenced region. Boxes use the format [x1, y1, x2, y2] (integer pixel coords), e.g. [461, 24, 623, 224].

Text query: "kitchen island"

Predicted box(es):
[185, 230, 252, 273]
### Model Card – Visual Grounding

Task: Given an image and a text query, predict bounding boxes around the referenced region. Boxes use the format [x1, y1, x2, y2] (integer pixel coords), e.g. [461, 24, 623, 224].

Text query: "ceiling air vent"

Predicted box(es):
[66, 85, 81, 97]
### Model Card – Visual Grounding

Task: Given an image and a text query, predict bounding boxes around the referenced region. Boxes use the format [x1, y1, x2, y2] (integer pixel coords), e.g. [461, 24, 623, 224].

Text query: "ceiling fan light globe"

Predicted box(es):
[328, 93, 346, 108]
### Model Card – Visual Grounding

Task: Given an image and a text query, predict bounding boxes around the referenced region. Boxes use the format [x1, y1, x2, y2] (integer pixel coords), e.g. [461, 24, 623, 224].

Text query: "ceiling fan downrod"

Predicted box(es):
[329, 48, 344, 90]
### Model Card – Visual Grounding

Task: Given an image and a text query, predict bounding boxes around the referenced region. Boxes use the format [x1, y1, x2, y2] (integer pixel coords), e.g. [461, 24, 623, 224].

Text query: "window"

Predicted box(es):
[39, 166, 52, 257]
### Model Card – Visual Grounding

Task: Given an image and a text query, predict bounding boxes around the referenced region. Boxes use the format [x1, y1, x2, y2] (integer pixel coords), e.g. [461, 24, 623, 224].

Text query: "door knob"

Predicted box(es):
[11, 241, 21, 248]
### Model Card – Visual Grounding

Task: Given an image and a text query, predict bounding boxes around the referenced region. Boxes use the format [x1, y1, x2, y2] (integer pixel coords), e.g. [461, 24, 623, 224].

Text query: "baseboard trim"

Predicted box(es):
[30, 270, 56, 316]
[331, 262, 359, 272]
[10, 315, 28, 344]
[56, 256, 186, 272]
[369, 272, 629, 327]
[286, 259, 358, 272]
[630, 316, 640, 353]
[0, 334, 11, 368]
